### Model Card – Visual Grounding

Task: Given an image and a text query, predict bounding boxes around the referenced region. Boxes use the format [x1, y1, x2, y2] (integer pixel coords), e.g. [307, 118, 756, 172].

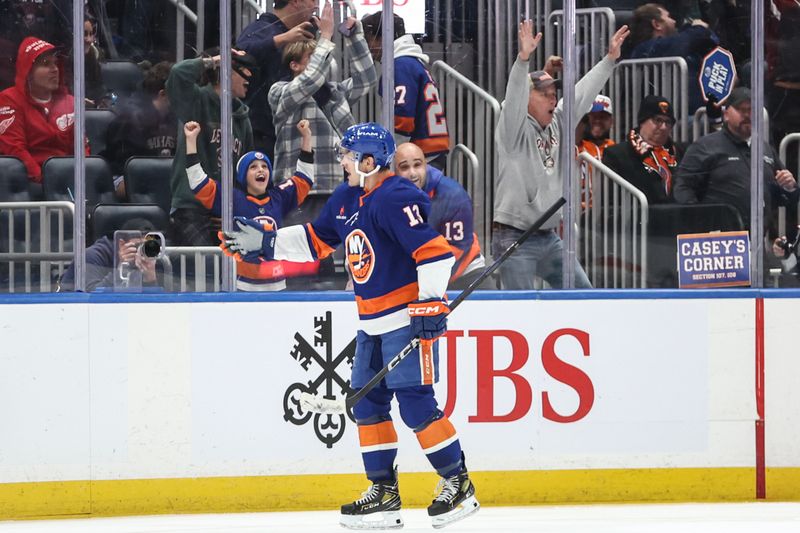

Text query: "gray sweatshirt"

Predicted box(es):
[494, 55, 616, 230]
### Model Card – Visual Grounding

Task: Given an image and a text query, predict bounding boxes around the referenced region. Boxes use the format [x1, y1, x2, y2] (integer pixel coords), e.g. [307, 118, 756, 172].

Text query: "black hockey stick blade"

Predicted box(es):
[300, 198, 567, 415]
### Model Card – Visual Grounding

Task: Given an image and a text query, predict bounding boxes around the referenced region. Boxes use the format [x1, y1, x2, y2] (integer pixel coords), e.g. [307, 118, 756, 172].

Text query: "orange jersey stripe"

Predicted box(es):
[416, 416, 457, 451]
[356, 281, 419, 316]
[358, 420, 398, 447]
[419, 339, 435, 385]
[412, 235, 452, 264]
[246, 195, 272, 206]
[306, 223, 336, 260]
[194, 179, 217, 210]
[451, 236, 482, 281]
[236, 259, 285, 281]
[291, 175, 312, 205]
[395, 115, 415, 135]
[414, 137, 450, 156]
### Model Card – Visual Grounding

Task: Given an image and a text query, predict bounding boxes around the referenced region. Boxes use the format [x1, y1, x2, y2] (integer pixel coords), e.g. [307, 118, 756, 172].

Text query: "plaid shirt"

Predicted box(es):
[269, 25, 376, 193]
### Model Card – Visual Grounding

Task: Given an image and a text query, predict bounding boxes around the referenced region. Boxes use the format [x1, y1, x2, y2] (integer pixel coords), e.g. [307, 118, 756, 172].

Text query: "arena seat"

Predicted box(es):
[0, 156, 31, 202]
[85, 108, 117, 156]
[92, 203, 169, 240]
[123, 156, 173, 214]
[42, 156, 117, 206]
[100, 60, 143, 98]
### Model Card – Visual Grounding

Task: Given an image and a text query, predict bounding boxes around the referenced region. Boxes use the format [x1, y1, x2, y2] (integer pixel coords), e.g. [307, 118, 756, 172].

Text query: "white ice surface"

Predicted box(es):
[1, 503, 799, 533]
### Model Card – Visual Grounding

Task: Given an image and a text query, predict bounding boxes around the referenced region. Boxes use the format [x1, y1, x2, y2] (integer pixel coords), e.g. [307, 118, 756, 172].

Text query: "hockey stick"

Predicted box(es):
[299, 197, 567, 415]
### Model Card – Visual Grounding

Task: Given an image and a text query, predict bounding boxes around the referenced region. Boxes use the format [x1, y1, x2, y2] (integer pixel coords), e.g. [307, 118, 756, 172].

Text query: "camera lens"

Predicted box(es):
[142, 237, 161, 258]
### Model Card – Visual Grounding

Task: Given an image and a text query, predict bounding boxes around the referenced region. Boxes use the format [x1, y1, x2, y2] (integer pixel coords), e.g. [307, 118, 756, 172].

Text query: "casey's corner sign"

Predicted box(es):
[677, 231, 750, 288]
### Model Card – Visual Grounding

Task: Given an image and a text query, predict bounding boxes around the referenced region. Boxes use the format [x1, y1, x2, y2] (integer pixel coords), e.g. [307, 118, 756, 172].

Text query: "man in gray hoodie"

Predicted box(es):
[492, 20, 629, 289]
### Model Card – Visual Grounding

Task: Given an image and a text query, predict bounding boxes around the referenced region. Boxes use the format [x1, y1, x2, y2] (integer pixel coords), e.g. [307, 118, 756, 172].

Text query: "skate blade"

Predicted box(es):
[431, 495, 480, 529]
[340, 510, 403, 530]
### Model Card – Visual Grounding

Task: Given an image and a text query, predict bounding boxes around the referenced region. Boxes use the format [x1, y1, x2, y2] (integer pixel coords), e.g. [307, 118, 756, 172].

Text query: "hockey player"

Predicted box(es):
[184, 118, 315, 291]
[219, 122, 479, 529]
[394, 142, 486, 290]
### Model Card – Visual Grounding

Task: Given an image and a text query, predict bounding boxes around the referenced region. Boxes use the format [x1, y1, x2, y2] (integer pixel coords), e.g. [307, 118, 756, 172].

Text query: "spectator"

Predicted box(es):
[673, 87, 799, 235]
[166, 49, 255, 246]
[577, 95, 615, 160]
[768, 0, 800, 175]
[628, 3, 718, 114]
[237, 0, 317, 159]
[268, 1, 376, 193]
[576, 95, 615, 210]
[493, 19, 629, 290]
[394, 142, 487, 290]
[82, 11, 108, 108]
[0, 1, 71, 58]
[0, 37, 87, 183]
[362, 11, 450, 169]
[102, 60, 176, 195]
[184, 119, 316, 291]
[58, 218, 163, 292]
[602, 95, 682, 205]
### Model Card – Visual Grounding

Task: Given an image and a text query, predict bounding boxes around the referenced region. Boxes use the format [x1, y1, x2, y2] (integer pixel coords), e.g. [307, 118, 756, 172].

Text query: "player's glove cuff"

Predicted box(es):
[408, 297, 449, 340]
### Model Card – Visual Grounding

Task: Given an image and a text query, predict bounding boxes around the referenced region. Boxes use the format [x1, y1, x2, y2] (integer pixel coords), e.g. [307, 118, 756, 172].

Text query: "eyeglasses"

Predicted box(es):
[84, 30, 97, 37]
[650, 116, 674, 128]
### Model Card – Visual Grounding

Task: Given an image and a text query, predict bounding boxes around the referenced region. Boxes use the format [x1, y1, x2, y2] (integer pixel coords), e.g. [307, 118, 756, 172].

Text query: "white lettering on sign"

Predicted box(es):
[708, 61, 729, 93]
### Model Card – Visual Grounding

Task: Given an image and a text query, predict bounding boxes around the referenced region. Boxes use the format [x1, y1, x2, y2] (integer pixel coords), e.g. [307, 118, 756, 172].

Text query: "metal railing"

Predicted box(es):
[546, 8, 615, 82]
[167, 246, 223, 292]
[432, 60, 502, 253]
[778, 133, 800, 237]
[480, 0, 552, 98]
[0, 201, 74, 293]
[167, 0, 204, 61]
[611, 57, 690, 144]
[577, 152, 649, 288]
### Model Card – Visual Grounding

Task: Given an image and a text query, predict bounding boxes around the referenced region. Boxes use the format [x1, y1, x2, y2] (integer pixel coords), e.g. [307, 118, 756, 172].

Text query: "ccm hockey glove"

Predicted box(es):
[218, 217, 276, 263]
[408, 297, 449, 340]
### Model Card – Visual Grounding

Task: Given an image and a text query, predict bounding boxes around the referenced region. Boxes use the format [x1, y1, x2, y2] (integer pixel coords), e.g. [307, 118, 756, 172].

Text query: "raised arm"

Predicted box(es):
[496, 20, 543, 147]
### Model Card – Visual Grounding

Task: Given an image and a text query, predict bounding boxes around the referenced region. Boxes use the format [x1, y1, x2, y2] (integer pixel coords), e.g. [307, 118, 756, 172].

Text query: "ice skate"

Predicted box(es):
[427, 456, 479, 529]
[340, 470, 403, 530]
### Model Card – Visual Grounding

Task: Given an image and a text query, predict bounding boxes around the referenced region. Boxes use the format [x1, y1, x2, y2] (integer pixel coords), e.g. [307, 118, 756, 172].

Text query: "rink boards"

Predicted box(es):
[1, 291, 799, 519]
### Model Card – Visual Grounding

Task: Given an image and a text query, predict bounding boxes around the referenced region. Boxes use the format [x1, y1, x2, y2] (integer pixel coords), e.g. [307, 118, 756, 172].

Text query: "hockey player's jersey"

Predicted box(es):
[421, 166, 485, 282]
[274, 174, 454, 334]
[381, 35, 450, 158]
[188, 152, 314, 290]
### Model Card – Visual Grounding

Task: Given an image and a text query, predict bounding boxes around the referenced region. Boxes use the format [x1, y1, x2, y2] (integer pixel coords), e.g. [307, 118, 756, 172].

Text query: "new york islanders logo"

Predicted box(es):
[346, 229, 375, 284]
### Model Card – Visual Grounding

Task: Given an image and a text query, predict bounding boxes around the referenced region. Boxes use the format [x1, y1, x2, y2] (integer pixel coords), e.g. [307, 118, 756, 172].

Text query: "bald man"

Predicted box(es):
[394, 143, 486, 289]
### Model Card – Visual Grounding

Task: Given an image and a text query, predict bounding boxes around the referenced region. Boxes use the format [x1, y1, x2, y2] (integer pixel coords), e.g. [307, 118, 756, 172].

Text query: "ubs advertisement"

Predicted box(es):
[0, 298, 759, 482]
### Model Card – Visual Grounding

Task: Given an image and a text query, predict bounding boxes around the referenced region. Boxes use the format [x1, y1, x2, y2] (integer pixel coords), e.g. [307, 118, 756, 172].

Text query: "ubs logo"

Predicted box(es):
[282, 312, 355, 448]
[346, 229, 375, 284]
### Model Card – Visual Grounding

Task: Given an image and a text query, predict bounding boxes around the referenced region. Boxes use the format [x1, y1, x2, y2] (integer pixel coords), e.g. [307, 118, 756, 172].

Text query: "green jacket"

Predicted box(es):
[167, 57, 254, 210]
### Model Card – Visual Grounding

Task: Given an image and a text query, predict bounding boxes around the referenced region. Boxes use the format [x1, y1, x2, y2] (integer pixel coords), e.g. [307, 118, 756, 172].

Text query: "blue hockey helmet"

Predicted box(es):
[339, 122, 396, 169]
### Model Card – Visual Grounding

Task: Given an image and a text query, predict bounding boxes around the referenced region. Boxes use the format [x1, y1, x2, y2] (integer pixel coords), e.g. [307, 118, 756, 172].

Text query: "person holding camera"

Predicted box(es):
[268, 0, 376, 193]
[236, 0, 318, 160]
[57, 219, 163, 292]
[772, 231, 800, 279]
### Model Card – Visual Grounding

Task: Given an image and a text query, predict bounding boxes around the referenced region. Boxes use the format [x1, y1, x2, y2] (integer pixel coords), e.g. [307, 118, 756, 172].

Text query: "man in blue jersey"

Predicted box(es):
[361, 12, 450, 169]
[394, 142, 487, 290]
[219, 123, 479, 530]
